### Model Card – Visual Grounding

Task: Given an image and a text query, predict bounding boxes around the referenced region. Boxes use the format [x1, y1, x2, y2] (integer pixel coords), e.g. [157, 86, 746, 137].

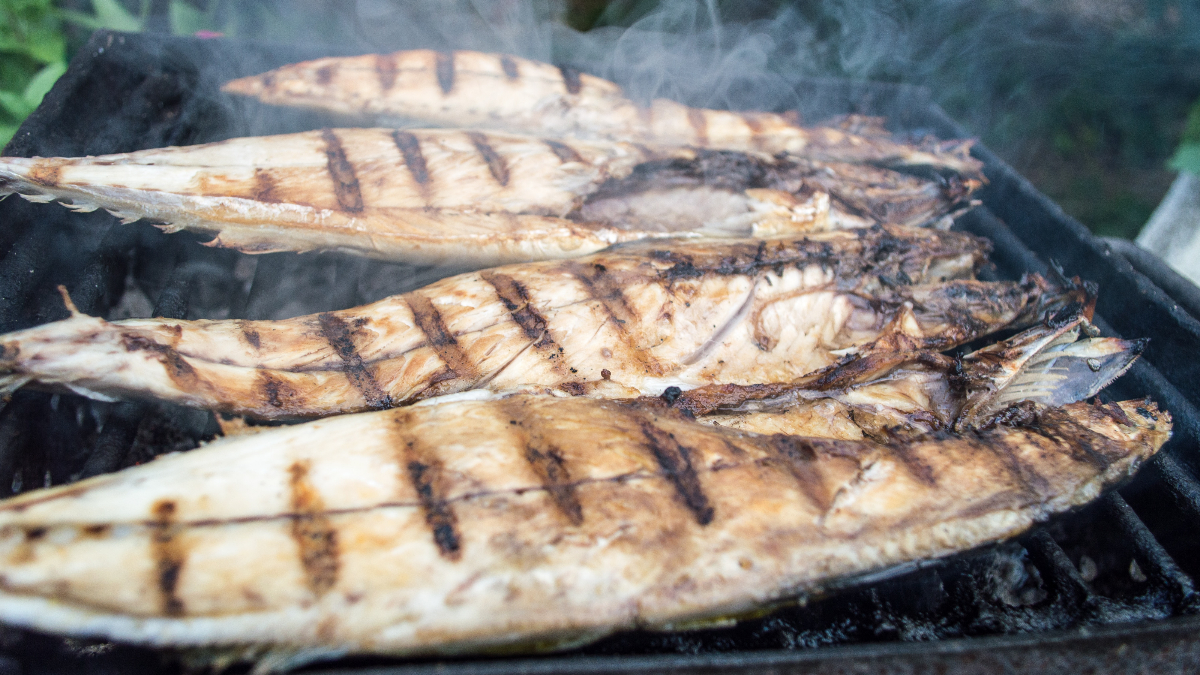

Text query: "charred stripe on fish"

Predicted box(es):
[321, 129, 364, 213]
[288, 461, 341, 596]
[317, 313, 392, 410]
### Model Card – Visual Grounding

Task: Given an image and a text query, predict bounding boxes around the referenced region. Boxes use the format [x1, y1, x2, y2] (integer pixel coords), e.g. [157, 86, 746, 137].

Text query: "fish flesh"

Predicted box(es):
[0, 227, 1075, 419]
[222, 50, 984, 178]
[0, 131, 978, 266]
[663, 312, 1142, 440]
[0, 392, 1169, 658]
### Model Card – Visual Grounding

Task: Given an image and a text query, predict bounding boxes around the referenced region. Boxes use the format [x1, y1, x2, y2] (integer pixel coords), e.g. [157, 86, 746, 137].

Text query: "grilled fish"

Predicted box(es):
[0, 130, 977, 265]
[222, 50, 984, 178]
[0, 227, 1072, 419]
[0, 393, 1169, 658]
[667, 312, 1142, 439]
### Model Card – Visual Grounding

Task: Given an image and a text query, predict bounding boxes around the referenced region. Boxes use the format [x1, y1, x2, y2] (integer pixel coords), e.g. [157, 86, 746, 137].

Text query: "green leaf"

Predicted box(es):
[57, 8, 110, 30]
[87, 0, 145, 32]
[0, 90, 33, 119]
[0, 124, 19, 150]
[24, 28, 65, 64]
[21, 61, 66, 107]
[169, 0, 207, 36]
[1168, 143, 1200, 175]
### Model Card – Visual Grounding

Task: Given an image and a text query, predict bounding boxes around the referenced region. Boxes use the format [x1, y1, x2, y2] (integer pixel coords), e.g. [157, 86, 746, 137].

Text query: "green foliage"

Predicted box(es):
[0, 0, 68, 146]
[0, 0, 250, 147]
[1168, 98, 1200, 175]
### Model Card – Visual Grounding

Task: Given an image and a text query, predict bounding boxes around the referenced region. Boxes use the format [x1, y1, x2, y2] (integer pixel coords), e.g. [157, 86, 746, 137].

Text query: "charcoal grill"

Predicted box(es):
[1, 30, 1199, 674]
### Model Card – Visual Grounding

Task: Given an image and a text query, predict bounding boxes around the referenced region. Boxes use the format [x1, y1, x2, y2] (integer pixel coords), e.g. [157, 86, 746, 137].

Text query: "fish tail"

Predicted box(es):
[955, 313, 1145, 430]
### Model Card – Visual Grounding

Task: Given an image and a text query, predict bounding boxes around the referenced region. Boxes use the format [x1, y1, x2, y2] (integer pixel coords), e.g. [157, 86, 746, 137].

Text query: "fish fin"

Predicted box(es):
[249, 647, 348, 674]
[19, 192, 56, 204]
[56, 285, 81, 316]
[0, 375, 32, 398]
[61, 383, 122, 403]
[178, 645, 348, 675]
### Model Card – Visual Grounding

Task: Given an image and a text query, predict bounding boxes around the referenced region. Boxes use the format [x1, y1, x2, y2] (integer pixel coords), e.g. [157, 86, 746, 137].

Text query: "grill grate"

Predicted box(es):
[0, 29, 1199, 674]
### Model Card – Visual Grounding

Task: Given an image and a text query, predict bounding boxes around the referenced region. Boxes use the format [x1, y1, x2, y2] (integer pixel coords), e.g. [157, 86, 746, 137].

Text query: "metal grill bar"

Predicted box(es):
[1151, 455, 1200, 524]
[1103, 493, 1200, 614]
[1023, 529, 1092, 612]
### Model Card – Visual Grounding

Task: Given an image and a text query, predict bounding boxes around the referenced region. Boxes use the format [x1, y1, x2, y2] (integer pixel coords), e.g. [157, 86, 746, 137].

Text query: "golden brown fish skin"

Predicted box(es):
[0, 129, 698, 265]
[0, 130, 973, 266]
[221, 50, 983, 178]
[0, 395, 1168, 656]
[0, 227, 1065, 420]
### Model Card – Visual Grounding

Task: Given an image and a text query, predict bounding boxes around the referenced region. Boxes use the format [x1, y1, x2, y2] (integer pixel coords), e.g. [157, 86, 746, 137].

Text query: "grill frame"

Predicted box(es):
[1, 29, 1199, 674]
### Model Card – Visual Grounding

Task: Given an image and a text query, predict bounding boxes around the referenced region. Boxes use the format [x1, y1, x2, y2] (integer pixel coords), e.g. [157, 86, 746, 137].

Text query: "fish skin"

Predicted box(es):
[0, 394, 1169, 656]
[221, 50, 984, 178]
[0, 131, 979, 266]
[0, 129, 693, 265]
[0, 227, 1069, 419]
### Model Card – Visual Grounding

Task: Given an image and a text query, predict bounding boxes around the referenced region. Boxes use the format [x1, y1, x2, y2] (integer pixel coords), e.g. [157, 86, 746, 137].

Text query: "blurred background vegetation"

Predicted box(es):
[2, 0, 1198, 240]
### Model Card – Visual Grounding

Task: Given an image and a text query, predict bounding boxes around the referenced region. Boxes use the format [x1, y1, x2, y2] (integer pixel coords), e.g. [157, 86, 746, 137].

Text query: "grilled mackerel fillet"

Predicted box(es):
[0, 131, 977, 265]
[222, 50, 983, 178]
[0, 394, 1169, 657]
[667, 313, 1143, 439]
[0, 227, 1071, 419]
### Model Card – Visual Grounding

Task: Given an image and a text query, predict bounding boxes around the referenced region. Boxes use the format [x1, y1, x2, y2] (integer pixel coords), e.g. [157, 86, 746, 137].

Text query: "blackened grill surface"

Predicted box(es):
[0, 30, 1198, 674]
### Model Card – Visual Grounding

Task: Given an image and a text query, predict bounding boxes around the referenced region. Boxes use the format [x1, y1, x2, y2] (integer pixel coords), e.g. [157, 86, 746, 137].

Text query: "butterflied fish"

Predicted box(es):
[0, 393, 1169, 658]
[0, 131, 978, 266]
[222, 50, 983, 178]
[0, 227, 1074, 419]
[662, 312, 1143, 440]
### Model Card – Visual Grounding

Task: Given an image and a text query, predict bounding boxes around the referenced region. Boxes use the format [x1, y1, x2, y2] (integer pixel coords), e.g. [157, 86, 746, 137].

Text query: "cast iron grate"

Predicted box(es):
[0, 30, 1198, 674]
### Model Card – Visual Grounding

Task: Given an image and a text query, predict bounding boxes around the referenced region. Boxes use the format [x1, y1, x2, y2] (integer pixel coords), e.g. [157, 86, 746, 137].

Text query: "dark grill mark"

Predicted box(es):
[763, 436, 833, 510]
[288, 461, 340, 596]
[499, 55, 519, 80]
[397, 426, 462, 560]
[150, 500, 186, 617]
[565, 262, 636, 326]
[435, 51, 456, 94]
[315, 65, 335, 85]
[321, 129, 364, 213]
[500, 400, 584, 525]
[467, 131, 510, 187]
[252, 169, 278, 203]
[240, 322, 261, 349]
[316, 313, 392, 409]
[81, 523, 110, 537]
[258, 371, 295, 410]
[559, 65, 582, 94]
[638, 422, 714, 525]
[525, 446, 584, 526]
[392, 130, 430, 189]
[687, 108, 709, 146]
[376, 53, 398, 90]
[120, 333, 202, 391]
[544, 139, 584, 164]
[565, 262, 663, 374]
[974, 436, 1050, 499]
[406, 293, 479, 384]
[481, 272, 553, 346]
[889, 443, 938, 487]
